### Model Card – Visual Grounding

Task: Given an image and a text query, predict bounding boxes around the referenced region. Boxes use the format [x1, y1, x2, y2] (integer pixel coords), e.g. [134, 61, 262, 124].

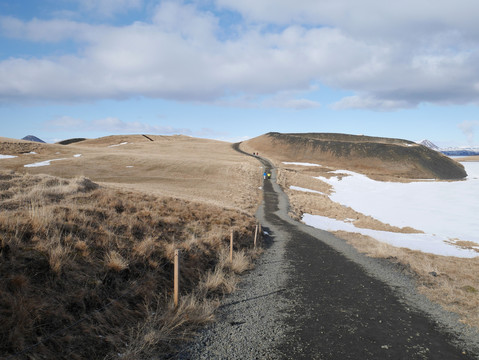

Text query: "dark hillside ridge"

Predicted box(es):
[244, 132, 467, 180]
[57, 138, 87, 145]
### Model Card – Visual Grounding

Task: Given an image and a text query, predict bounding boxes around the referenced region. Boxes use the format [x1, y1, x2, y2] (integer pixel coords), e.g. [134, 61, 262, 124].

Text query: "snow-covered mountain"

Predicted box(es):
[417, 139, 439, 150]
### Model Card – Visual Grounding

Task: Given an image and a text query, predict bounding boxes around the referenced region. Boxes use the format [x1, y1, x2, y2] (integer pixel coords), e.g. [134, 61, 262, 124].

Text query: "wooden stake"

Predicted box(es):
[254, 224, 258, 249]
[230, 230, 234, 263]
[174, 249, 180, 308]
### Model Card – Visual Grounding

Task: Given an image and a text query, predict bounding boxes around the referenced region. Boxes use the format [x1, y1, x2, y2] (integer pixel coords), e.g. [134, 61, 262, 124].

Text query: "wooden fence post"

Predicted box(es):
[174, 249, 180, 308]
[254, 224, 258, 249]
[230, 230, 234, 262]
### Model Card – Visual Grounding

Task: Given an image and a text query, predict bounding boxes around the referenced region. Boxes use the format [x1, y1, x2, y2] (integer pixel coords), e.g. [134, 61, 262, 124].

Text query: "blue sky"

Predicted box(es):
[1, 0, 479, 147]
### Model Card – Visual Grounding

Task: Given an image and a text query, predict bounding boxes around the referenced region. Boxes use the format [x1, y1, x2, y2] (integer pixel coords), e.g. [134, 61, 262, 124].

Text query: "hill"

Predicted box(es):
[0, 134, 261, 213]
[0, 171, 258, 359]
[57, 138, 87, 145]
[22, 135, 46, 143]
[0, 135, 262, 358]
[241, 132, 467, 180]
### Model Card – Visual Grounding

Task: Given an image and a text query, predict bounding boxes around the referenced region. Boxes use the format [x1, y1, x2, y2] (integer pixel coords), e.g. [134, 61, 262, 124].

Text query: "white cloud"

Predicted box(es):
[45, 116, 86, 128]
[44, 116, 197, 136]
[215, 0, 479, 39]
[332, 95, 414, 111]
[91, 117, 192, 134]
[1, 1, 479, 110]
[0, 16, 93, 42]
[458, 120, 479, 144]
[76, 0, 143, 17]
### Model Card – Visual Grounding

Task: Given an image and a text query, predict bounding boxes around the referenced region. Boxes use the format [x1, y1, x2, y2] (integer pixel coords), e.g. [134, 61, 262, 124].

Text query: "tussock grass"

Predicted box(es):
[116, 294, 217, 359]
[0, 171, 260, 359]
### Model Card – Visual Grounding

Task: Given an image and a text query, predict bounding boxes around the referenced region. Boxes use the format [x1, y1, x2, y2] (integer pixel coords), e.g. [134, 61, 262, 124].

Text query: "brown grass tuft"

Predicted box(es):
[118, 294, 217, 359]
[105, 250, 129, 271]
[200, 268, 237, 295]
[48, 243, 71, 274]
[134, 237, 157, 258]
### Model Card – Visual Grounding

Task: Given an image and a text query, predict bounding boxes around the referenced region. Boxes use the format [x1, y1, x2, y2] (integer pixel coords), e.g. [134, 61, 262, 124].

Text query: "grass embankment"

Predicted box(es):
[0, 171, 260, 359]
[276, 164, 479, 329]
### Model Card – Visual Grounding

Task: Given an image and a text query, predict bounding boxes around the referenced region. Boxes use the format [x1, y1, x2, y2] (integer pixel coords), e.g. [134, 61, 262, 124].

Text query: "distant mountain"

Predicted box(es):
[417, 139, 439, 151]
[440, 147, 479, 156]
[417, 139, 479, 156]
[22, 135, 46, 143]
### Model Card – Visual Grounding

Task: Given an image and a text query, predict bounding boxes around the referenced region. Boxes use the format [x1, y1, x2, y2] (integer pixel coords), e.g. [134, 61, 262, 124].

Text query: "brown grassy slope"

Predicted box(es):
[242, 132, 466, 180]
[0, 135, 261, 213]
[0, 171, 259, 359]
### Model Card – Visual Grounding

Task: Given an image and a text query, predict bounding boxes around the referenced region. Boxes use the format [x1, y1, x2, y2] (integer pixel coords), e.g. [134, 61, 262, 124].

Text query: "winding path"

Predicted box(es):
[177, 145, 479, 359]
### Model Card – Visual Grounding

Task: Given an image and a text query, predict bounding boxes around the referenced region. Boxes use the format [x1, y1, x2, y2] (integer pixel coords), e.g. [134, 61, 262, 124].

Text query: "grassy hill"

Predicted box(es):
[242, 132, 467, 180]
[0, 135, 262, 359]
[0, 135, 261, 213]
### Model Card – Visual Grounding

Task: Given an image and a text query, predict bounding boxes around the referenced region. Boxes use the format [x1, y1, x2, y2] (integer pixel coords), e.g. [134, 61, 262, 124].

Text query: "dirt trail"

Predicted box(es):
[178, 145, 479, 359]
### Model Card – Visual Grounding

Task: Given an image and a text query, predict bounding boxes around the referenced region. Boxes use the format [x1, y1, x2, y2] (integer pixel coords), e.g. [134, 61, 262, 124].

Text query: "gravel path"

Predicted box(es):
[176, 148, 479, 359]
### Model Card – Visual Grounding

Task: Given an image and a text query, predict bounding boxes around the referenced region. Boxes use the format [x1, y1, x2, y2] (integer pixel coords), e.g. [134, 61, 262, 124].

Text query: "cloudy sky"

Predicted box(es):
[1, 0, 479, 146]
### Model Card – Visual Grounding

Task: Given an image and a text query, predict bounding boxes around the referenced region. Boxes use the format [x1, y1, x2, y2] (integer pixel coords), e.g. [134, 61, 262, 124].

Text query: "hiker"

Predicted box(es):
[267, 172, 271, 179]
[263, 171, 267, 179]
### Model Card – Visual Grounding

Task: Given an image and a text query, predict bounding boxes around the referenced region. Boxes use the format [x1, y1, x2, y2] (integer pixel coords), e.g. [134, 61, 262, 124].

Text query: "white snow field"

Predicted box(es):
[290, 186, 325, 195]
[24, 158, 67, 167]
[108, 142, 128, 148]
[0, 154, 17, 159]
[301, 162, 479, 258]
[283, 162, 322, 167]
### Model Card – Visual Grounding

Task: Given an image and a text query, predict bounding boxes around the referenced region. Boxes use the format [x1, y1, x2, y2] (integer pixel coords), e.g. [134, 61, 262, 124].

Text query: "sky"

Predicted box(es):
[2, 0, 479, 146]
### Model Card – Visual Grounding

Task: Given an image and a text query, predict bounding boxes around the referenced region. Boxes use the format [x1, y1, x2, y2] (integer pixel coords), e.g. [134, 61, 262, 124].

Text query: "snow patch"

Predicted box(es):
[24, 158, 67, 168]
[290, 186, 325, 195]
[0, 154, 17, 159]
[302, 214, 478, 258]
[283, 162, 322, 167]
[73, 154, 82, 158]
[108, 142, 128, 148]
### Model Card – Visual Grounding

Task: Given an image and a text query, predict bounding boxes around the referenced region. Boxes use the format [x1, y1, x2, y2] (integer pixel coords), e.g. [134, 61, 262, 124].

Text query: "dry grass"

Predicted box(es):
[105, 250, 129, 271]
[118, 294, 218, 359]
[0, 135, 261, 214]
[200, 268, 238, 295]
[0, 171, 261, 359]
